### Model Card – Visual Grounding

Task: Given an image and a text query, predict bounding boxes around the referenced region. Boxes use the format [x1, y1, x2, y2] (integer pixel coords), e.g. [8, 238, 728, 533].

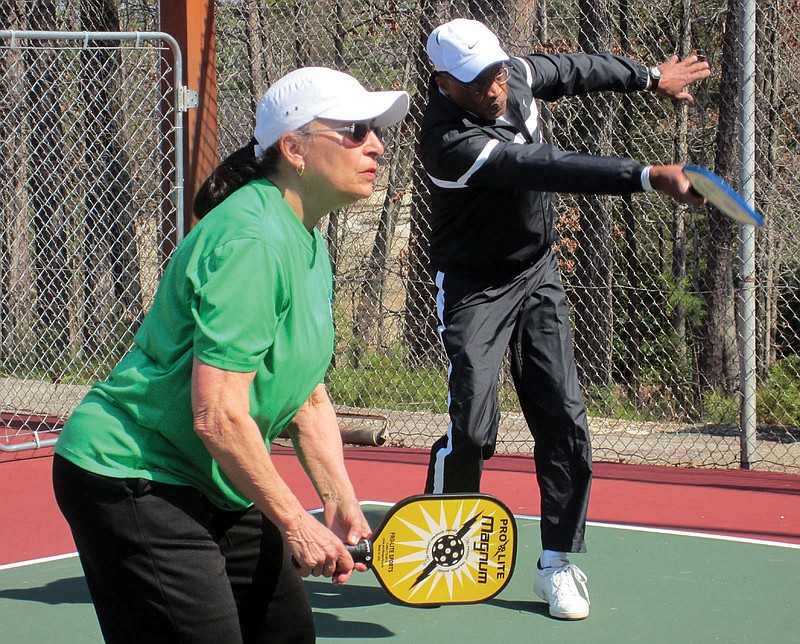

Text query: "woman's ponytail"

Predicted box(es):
[193, 138, 281, 219]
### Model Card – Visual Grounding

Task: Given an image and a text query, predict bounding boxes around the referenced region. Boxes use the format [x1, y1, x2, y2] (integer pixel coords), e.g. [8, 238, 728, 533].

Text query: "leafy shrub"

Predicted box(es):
[757, 356, 800, 427]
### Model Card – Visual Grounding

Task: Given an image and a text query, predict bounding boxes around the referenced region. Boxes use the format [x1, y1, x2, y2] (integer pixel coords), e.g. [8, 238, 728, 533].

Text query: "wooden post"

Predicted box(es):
[161, 0, 218, 234]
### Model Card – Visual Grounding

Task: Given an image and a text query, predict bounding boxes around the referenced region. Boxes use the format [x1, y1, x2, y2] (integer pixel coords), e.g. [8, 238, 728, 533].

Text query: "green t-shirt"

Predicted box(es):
[55, 179, 335, 509]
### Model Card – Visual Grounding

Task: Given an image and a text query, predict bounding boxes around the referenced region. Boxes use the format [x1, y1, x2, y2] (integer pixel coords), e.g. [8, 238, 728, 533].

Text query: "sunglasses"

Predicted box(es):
[445, 65, 510, 95]
[305, 122, 382, 144]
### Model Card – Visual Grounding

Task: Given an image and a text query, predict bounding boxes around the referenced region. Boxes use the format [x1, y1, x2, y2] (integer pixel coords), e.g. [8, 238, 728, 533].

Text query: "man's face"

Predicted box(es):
[435, 63, 509, 120]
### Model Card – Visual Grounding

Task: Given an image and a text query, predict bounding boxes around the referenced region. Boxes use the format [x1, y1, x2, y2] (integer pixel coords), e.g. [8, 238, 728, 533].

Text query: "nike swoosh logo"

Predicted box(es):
[467, 41, 477, 49]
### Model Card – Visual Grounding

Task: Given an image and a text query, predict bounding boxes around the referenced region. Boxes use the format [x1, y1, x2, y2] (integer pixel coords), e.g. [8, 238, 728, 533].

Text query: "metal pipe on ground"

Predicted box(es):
[337, 411, 390, 446]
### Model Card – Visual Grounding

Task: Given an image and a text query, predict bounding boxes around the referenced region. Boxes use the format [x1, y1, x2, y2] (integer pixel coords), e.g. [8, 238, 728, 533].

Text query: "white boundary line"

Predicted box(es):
[4, 503, 797, 571]
[0, 552, 78, 571]
[584, 518, 800, 550]
[351, 501, 800, 551]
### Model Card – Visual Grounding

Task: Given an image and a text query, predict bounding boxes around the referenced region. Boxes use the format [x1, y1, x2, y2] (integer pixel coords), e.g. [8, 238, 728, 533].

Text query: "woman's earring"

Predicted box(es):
[297, 164, 304, 177]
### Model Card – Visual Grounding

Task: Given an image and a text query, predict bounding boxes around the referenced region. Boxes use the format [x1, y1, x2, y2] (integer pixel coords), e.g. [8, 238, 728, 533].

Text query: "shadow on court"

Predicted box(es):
[0, 574, 91, 605]
[2, 506, 798, 642]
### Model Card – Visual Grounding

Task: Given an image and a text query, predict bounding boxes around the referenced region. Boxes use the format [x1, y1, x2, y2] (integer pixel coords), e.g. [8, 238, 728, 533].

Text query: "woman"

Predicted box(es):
[53, 67, 410, 643]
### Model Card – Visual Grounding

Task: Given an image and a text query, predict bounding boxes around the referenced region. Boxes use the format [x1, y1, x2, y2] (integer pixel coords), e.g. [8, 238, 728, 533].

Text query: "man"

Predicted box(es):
[420, 18, 710, 620]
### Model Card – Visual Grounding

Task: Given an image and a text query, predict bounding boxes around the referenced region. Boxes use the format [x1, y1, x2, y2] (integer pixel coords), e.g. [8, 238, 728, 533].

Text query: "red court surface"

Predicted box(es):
[2, 446, 799, 567]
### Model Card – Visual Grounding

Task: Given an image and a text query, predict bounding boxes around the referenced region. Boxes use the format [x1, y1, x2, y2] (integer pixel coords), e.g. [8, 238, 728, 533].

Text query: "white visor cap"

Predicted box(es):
[427, 19, 510, 83]
[253, 67, 410, 155]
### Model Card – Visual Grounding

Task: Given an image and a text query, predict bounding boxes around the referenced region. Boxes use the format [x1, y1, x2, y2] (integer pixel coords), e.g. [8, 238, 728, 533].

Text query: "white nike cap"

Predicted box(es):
[426, 19, 510, 83]
[253, 67, 410, 156]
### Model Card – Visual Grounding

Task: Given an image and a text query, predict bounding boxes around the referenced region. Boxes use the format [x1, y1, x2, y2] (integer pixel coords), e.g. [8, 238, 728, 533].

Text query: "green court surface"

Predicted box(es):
[2, 505, 798, 643]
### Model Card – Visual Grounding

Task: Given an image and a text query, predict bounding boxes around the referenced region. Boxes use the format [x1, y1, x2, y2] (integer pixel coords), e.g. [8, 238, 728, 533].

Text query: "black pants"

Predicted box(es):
[425, 250, 592, 553]
[52, 455, 315, 643]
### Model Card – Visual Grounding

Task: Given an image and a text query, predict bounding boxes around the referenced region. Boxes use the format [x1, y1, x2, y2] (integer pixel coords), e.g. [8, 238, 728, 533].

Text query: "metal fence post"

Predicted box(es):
[738, 0, 758, 468]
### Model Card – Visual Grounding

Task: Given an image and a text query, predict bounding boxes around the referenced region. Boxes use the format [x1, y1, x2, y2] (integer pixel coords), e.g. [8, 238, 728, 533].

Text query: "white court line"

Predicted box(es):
[350, 501, 800, 551]
[0, 552, 78, 571]
[4, 503, 797, 571]
[583, 518, 800, 550]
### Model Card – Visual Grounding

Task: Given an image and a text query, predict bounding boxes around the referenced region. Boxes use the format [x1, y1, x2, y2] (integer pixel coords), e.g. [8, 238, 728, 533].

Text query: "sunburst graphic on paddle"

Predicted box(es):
[350, 494, 517, 606]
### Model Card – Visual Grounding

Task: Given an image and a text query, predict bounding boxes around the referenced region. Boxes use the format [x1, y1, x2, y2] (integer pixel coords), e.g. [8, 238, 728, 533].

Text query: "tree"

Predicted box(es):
[571, 0, 616, 387]
[79, 0, 142, 352]
[354, 61, 415, 357]
[755, 0, 784, 375]
[618, 0, 644, 402]
[26, 1, 73, 368]
[0, 1, 36, 366]
[403, 0, 450, 367]
[697, 0, 739, 392]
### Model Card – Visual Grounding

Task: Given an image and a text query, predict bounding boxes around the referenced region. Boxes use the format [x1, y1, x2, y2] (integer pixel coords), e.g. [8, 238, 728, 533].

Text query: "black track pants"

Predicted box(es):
[425, 250, 592, 552]
[52, 455, 315, 643]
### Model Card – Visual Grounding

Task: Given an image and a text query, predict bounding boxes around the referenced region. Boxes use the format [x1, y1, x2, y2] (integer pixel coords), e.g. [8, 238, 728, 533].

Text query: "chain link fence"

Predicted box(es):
[214, 0, 800, 473]
[2, 1, 798, 473]
[0, 22, 181, 456]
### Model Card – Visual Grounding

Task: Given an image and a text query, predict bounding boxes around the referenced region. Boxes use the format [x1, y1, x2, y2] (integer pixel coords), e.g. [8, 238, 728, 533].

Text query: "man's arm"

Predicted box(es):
[431, 131, 703, 206]
[425, 126, 646, 195]
[522, 52, 648, 100]
[521, 52, 709, 102]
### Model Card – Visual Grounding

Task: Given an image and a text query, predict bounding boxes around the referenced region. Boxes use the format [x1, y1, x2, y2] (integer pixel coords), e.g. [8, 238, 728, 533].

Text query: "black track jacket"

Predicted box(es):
[420, 53, 651, 276]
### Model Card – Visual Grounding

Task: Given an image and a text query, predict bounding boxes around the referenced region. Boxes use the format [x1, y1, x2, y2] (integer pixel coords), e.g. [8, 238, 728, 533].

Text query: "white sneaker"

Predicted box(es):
[534, 560, 590, 620]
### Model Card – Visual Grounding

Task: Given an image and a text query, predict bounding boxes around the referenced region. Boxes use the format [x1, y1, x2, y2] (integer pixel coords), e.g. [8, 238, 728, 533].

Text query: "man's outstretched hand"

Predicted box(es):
[649, 164, 706, 207]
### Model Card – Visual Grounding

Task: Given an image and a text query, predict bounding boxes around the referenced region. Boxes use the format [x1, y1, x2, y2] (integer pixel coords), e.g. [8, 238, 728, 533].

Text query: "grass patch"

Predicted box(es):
[327, 352, 449, 412]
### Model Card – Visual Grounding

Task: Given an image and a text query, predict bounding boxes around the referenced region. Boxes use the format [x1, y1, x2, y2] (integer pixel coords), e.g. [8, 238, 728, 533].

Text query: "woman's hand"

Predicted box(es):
[324, 495, 372, 581]
[284, 510, 356, 583]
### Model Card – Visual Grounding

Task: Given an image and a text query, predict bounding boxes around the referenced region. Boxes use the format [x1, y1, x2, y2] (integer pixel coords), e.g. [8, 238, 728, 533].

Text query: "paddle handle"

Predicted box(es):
[345, 539, 373, 567]
[291, 538, 373, 570]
